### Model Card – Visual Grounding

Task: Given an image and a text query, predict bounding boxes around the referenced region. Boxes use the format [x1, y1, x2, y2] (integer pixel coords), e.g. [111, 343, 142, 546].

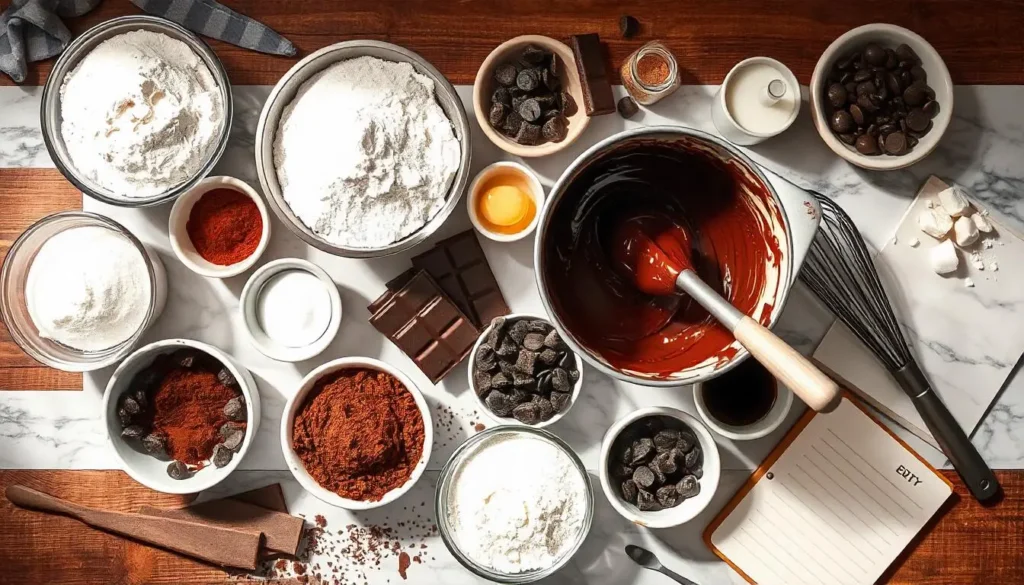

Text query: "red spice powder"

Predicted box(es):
[292, 369, 425, 502]
[637, 53, 670, 86]
[151, 368, 242, 464]
[186, 188, 262, 266]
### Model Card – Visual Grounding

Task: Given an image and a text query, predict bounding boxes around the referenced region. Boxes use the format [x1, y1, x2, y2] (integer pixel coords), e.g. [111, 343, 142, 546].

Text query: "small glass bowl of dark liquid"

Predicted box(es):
[694, 358, 793, 440]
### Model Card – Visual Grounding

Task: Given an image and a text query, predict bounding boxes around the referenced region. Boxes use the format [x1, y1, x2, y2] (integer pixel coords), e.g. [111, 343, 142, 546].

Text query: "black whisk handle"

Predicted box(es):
[896, 362, 1002, 503]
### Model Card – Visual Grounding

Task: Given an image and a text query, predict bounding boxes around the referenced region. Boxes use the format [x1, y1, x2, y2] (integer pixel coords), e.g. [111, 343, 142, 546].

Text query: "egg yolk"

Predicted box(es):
[481, 185, 529, 226]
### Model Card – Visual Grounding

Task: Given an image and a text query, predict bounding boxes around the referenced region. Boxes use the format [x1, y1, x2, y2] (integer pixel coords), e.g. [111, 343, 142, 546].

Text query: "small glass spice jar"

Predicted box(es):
[621, 41, 681, 106]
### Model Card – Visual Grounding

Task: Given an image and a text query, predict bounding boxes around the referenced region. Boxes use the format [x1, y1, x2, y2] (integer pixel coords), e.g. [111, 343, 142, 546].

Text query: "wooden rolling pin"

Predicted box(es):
[5, 485, 261, 569]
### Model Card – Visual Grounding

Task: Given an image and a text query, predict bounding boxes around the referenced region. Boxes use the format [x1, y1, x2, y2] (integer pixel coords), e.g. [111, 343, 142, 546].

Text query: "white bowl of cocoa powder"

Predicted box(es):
[281, 357, 433, 510]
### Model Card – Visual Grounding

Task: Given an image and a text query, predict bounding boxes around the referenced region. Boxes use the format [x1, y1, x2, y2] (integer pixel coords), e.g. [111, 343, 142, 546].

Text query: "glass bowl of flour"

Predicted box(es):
[0, 212, 167, 372]
[40, 16, 232, 207]
[436, 426, 594, 583]
[255, 40, 471, 258]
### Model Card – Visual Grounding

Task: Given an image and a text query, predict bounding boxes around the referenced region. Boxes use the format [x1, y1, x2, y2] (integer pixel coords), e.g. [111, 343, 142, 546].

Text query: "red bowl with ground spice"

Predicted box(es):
[103, 338, 261, 494]
[169, 176, 271, 278]
[282, 357, 433, 510]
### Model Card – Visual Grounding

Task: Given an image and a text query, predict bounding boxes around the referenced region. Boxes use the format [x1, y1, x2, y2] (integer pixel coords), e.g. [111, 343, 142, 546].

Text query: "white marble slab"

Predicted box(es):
[2, 83, 1024, 585]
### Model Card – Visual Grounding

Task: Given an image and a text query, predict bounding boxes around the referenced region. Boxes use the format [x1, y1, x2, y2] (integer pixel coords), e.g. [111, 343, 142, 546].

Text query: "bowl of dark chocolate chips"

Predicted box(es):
[474, 35, 590, 157]
[470, 314, 583, 428]
[102, 339, 260, 494]
[599, 408, 721, 528]
[811, 23, 952, 170]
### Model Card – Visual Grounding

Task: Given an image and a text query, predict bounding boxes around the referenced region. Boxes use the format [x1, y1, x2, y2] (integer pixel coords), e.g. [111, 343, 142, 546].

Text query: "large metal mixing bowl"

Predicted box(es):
[254, 40, 472, 258]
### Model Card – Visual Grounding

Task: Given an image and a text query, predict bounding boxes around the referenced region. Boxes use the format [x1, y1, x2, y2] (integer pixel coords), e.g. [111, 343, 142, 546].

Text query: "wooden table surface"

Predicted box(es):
[1, 1, 1023, 583]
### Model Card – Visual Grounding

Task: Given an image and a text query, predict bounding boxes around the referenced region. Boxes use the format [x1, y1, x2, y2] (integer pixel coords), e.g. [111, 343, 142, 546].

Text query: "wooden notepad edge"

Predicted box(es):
[701, 391, 953, 585]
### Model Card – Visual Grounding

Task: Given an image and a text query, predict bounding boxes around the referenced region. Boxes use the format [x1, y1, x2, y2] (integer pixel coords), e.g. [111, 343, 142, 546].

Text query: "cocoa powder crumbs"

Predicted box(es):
[398, 552, 411, 580]
[292, 369, 425, 502]
[637, 53, 670, 86]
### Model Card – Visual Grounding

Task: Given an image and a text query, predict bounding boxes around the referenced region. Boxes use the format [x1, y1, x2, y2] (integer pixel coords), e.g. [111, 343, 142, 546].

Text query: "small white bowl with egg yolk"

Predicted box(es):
[467, 161, 544, 242]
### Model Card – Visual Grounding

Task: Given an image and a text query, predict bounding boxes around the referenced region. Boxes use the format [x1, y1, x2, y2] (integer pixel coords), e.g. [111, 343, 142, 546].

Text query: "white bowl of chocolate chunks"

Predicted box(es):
[599, 407, 721, 528]
[469, 314, 583, 428]
[103, 339, 260, 494]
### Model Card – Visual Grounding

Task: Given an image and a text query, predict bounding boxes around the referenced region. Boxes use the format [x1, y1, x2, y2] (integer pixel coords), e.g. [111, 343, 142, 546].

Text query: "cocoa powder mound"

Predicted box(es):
[292, 369, 425, 501]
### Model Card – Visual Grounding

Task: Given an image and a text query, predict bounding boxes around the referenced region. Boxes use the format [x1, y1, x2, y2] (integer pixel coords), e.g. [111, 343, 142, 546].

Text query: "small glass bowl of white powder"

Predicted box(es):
[0, 212, 167, 372]
[41, 16, 231, 207]
[436, 426, 594, 582]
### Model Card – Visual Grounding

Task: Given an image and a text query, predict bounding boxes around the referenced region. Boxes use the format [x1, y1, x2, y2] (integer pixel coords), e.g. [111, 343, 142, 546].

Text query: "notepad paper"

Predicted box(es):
[707, 398, 951, 585]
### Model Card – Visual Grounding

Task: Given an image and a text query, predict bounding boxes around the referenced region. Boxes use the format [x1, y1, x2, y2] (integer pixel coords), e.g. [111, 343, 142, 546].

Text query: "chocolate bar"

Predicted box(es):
[570, 33, 615, 116]
[367, 268, 418, 315]
[370, 270, 480, 383]
[411, 230, 510, 328]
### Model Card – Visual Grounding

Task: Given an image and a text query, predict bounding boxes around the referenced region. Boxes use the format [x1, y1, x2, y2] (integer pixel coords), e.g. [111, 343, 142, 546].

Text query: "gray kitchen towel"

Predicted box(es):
[1, 0, 296, 83]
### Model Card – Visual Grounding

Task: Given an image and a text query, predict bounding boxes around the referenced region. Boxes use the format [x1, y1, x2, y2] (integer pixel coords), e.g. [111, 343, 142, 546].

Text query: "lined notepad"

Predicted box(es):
[705, 397, 952, 585]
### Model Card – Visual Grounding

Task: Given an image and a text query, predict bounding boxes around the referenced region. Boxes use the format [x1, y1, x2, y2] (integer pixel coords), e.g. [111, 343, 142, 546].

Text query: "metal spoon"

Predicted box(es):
[625, 545, 700, 585]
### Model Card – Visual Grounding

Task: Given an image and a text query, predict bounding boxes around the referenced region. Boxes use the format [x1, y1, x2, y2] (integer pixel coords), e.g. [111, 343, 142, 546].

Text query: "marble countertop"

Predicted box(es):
[1, 84, 1022, 584]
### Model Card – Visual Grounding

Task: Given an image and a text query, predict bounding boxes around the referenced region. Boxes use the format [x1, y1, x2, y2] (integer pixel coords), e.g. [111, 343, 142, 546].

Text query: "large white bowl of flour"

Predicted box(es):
[256, 41, 472, 258]
[40, 16, 231, 207]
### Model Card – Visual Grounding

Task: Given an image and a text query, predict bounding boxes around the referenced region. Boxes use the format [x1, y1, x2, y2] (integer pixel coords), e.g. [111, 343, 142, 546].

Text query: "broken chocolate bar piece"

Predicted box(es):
[369, 270, 479, 383]
[570, 33, 615, 116]
[411, 230, 510, 328]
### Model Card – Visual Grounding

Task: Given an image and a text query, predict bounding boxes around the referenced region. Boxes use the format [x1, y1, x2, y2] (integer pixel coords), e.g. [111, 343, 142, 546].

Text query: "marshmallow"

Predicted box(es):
[929, 240, 959, 275]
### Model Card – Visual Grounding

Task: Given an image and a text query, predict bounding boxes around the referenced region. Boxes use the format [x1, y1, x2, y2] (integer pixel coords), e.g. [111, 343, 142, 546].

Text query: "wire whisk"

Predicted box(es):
[799, 191, 1000, 503]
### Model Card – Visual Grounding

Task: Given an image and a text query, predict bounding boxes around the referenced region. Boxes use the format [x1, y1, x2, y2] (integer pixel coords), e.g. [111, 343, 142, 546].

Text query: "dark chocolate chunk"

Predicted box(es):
[512, 401, 541, 425]
[473, 370, 493, 396]
[677, 430, 696, 452]
[485, 389, 516, 416]
[489, 103, 507, 127]
[132, 389, 148, 411]
[656, 485, 681, 508]
[509, 320, 530, 344]
[570, 33, 616, 116]
[619, 15, 640, 39]
[543, 329, 564, 350]
[539, 348, 559, 365]
[496, 336, 519, 357]
[534, 395, 555, 421]
[542, 68, 561, 92]
[654, 429, 680, 450]
[630, 437, 655, 464]
[632, 465, 656, 489]
[513, 370, 536, 388]
[487, 317, 507, 347]
[560, 90, 578, 116]
[176, 350, 198, 369]
[491, 372, 512, 390]
[685, 444, 702, 470]
[693, 466, 704, 480]
[501, 110, 524, 136]
[474, 344, 496, 371]
[518, 98, 542, 122]
[216, 368, 237, 388]
[521, 44, 546, 65]
[612, 463, 634, 480]
[551, 368, 571, 392]
[676, 474, 700, 498]
[498, 359, 516, 377]
[651, 451, 678, 475]
[222, 426, 244, 452]
[637, 489, 661, 511]
[141, 433, 167, 458]
[515, 349, 538, 374]
[223, 396, 245, 421]
[548, 391, 573, 413]
[514, 122, 541, 145]
[516, 68, 540, 91]
[511, 388, 532, 404]
[167, 460, 192, 480]
[621, 479, 639, 503]
[117, 407, 134, 427]
[121, 425, 145, 440]
[617, 96, 639, 118]
[511, 94, 527, 114]
[568, 367, 580, 383]
[526, 320, 549, 333]
[620, 444, 633, 465]
[121, 395, 141, 416]
[494, 63, 518, 86]
[541, 115, 568, 142]
[523, 333, 545, 351]
[492, 86, 511, 106]
[212, 443, 233, 468]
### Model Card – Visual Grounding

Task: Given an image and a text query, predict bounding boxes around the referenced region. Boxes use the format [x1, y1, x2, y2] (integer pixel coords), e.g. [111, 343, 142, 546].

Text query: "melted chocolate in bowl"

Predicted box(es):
[542, 136, 789, 380]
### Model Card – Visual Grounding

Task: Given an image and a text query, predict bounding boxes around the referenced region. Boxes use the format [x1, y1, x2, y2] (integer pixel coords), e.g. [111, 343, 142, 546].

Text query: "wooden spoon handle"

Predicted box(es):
[5, 485, 261, 569]
[733, 315, 840, 412]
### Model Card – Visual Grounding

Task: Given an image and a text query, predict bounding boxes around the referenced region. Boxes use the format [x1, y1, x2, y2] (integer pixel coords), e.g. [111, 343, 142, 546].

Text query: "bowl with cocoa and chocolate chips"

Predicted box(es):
[599, 407, 721, 528]
[103, 338, 259, 494]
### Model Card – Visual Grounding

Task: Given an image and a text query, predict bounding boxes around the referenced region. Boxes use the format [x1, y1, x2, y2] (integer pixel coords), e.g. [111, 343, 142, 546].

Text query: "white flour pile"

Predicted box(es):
[59, 30, 224, 198]
[446, 433, 588, 574]
[26, 226, 151, 351]
[273, 56, 461, 248]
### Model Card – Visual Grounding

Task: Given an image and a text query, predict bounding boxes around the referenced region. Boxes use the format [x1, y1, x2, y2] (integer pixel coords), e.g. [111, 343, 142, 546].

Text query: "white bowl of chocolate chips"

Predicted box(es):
[103, 339, 260, 495]
[469, 314, 583, 428]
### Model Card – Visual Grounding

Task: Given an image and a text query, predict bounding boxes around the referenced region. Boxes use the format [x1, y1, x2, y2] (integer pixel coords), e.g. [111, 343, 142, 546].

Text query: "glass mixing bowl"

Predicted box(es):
[0, 212, 167, 372]
[434, 426, 594, 583]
